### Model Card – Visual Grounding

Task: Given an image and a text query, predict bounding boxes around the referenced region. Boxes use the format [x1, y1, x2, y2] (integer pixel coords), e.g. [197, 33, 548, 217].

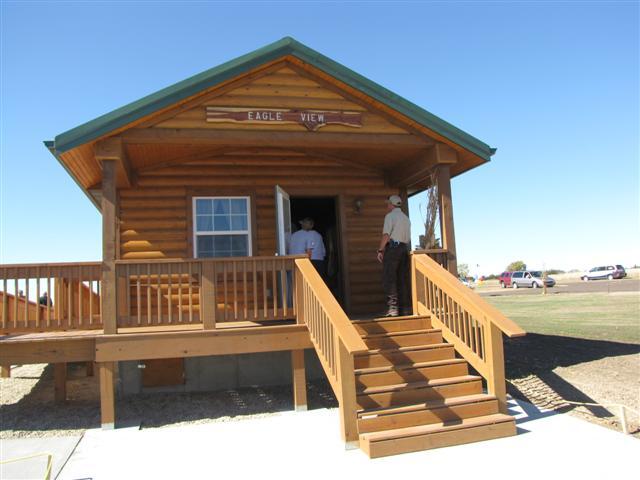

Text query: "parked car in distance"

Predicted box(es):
[459, 277, 475, 289]
[498, 271, 513, 288]
[581, 265, 626, 281]
[511, 270, 556, 289]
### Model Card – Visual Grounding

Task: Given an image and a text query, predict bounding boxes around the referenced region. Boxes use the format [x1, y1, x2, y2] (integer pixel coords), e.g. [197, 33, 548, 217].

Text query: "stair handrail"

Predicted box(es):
[411, 253, 526, 412]
[295, 257, 367, 447]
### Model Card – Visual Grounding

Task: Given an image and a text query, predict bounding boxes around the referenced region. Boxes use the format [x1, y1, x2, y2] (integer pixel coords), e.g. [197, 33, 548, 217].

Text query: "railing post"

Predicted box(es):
[201, 261, 216, 330]
[338, 339, 359, 449]
[101, 159, 118, 334]
[485, 321, 508, 413]
[295, 265, 304, 325]
[411, 255, 418, 316]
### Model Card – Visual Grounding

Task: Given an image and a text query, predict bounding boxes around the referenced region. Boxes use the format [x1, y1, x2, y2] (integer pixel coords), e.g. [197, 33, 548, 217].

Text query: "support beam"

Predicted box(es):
[387, 143, 457, 188]
[122, 128, 431, 150]
[102, 160, 118, 334]
[95, 137, 134, 188]
[54, 363, 67, 403]
[437, 165, 458, 276]
[291, 350, 307, 411]
[1, 365, 11, 378]
[86, 361, 94, 377]
[99, 361, 116, 429]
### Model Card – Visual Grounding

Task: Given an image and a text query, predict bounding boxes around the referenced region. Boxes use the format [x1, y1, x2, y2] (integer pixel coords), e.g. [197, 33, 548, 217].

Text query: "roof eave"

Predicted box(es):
[44, 140, 101, 211]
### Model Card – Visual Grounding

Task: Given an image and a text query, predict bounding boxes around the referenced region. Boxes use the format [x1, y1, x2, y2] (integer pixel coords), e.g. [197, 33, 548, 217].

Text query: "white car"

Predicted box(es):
[581, 265, 626, 281]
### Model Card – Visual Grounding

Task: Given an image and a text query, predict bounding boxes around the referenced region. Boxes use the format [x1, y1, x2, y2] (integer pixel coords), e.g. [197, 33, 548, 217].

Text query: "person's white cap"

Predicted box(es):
[387, 195, 402, 207]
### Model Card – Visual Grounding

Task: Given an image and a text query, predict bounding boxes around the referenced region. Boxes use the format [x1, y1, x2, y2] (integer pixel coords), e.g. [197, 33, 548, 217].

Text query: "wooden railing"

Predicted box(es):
[413, 248, 449, 270]
[295, 257, 368, 446]
[411, 253, 526, 412]
[0, 262, 102, 333]
[114, 256, 303, 330]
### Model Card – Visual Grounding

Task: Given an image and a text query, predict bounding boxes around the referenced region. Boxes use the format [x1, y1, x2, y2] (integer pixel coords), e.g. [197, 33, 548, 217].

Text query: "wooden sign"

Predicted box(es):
[205, 107, 362, 131]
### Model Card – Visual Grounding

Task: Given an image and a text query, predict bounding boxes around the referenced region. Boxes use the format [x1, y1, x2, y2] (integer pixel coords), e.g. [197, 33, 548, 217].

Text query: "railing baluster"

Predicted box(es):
[35, 267, 41, 328]
[222, 261, 228, 323]
[167, 263, 173, 324]
[147, 264, 152, 326]
[232, 260, 238, 321]
[156, 264, 162, 325]
[177, 265, 183, 323]
[46, 275, 51, 327]
[252, 259, 258, 320]
[78, 265, 83, 327]
[281, 258, 288, 318]
[262, 260, 267, 319]
[272, 259, 278, 317]
[188, 261, 193, 323]
[243, 260, 248, 321]
[2, 276, 8, 330]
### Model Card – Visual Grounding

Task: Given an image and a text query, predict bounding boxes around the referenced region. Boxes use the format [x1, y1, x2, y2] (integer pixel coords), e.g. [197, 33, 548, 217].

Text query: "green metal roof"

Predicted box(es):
[51, 37, 495, 160]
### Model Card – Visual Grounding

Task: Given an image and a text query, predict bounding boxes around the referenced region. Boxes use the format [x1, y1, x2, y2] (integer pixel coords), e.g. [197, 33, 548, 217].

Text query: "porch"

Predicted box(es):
[0, 251, 524, 456]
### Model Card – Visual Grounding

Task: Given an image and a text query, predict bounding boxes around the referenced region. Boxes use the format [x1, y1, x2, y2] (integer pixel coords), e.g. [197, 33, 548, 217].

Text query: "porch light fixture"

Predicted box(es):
[353, 198, 364, 214]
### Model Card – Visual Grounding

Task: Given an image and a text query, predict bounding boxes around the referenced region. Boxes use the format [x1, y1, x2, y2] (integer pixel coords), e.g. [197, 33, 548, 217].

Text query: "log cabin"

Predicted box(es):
[0, 37, 525, 458]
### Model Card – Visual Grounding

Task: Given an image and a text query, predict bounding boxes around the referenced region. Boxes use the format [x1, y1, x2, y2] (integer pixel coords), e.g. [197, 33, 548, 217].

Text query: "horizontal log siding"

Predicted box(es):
[119, 155, 396, 314]
[152, 67, 408, 135]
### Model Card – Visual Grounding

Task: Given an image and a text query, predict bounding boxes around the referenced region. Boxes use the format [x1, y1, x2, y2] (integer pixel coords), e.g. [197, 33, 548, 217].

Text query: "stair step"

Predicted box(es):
[357, 375, 483, 410]
[355, 358, 469, 388]
[352, 316, 431, 335]
[358, 394, 499, 433]
[354, 343, 455, 369]
[360, 413, 516, 458]
[361, 329, 443, 349]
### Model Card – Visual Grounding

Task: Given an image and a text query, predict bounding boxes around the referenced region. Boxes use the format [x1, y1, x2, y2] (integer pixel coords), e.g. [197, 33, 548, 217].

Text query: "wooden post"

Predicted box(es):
[201, 262, 216, 330]
[291, 350, 307, 411]
[437, 165, 458, 276]
[337, 340, 359, 449]
[54, 363, 67, 402]
[99, 361, 116, 429]
[101, 159, 118, 334]
[1, 365, 11, 378]
[485, 322, 508, 413]
[410, 255, 418, 315]
[86, 361, 94, 377]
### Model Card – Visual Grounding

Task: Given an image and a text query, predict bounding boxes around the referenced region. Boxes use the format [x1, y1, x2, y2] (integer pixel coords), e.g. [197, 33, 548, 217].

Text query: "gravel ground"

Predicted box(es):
[0, 363, 337, 439]
[504, 333, 640, 437]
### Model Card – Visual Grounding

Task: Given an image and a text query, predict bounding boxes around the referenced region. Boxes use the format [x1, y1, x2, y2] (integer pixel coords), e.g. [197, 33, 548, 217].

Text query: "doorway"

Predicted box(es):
[290, 196, 344, 305]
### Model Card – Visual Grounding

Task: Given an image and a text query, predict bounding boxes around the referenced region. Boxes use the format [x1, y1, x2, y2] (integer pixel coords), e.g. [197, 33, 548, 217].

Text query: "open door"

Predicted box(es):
[275, 185, 292, 256]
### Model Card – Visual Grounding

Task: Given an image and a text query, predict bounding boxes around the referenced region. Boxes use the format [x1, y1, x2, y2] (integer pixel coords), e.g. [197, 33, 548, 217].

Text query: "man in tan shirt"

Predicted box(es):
[377, 195, 411, 317]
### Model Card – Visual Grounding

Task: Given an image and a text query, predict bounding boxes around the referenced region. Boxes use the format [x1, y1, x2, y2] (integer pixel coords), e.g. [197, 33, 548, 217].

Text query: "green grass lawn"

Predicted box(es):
[486, 292, 640, 344]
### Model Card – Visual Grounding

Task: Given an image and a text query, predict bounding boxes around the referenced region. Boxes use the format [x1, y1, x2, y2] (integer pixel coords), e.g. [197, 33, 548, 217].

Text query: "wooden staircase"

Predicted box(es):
[294, 255, 525, 460]
[351, 314, 516, 458]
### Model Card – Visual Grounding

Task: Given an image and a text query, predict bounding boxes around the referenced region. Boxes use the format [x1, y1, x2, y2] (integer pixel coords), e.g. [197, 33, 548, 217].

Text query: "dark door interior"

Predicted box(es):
[290, 196, 343, 305]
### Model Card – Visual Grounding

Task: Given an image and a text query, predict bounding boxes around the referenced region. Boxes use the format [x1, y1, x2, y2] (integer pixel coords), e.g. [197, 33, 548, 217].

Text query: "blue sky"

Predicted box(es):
[1, 1, 638, 274]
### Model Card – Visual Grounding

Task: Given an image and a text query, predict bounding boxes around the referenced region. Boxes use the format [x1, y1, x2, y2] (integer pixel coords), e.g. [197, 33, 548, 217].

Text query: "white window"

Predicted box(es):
[193, 197, 252, 258]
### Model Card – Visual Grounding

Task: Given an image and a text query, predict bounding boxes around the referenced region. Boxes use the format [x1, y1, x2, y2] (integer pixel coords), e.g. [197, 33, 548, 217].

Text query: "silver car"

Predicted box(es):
[511, 270, 556, 289]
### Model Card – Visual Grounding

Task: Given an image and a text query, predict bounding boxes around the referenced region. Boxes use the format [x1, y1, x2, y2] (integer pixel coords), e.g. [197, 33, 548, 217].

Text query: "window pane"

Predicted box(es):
[231, 235, 248, 251]
[214, 199, 230, 215]
[197, 236, 214, 257]
[214, 216, 231, 231]
[230, 198, 247, 214]
[196, 216, 213, 232]
[231, 215, 248, 231]
[196, 199, 212, 214]
[214, 236, 232, 251]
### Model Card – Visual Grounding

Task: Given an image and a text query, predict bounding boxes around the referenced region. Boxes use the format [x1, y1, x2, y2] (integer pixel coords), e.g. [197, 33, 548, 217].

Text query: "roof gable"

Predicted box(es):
[51, 37, 495, 161]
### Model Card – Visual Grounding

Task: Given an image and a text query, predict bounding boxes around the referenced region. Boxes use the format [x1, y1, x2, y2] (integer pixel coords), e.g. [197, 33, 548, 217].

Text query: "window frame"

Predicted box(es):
[192, 196, 253, 258]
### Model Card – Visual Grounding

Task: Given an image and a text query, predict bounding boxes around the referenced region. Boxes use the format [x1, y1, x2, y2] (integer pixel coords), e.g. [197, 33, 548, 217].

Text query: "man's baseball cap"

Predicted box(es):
[387, 195, 402, 207]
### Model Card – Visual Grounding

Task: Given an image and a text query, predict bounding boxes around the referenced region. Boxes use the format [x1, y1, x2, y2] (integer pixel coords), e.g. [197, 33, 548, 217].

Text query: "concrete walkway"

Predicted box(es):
[3, 398, 637, 480]
[0, 436, 81, 480]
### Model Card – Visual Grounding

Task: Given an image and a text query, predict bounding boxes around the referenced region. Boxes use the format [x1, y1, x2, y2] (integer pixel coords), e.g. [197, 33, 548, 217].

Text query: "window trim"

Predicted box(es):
[192, 196, 253, 258]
